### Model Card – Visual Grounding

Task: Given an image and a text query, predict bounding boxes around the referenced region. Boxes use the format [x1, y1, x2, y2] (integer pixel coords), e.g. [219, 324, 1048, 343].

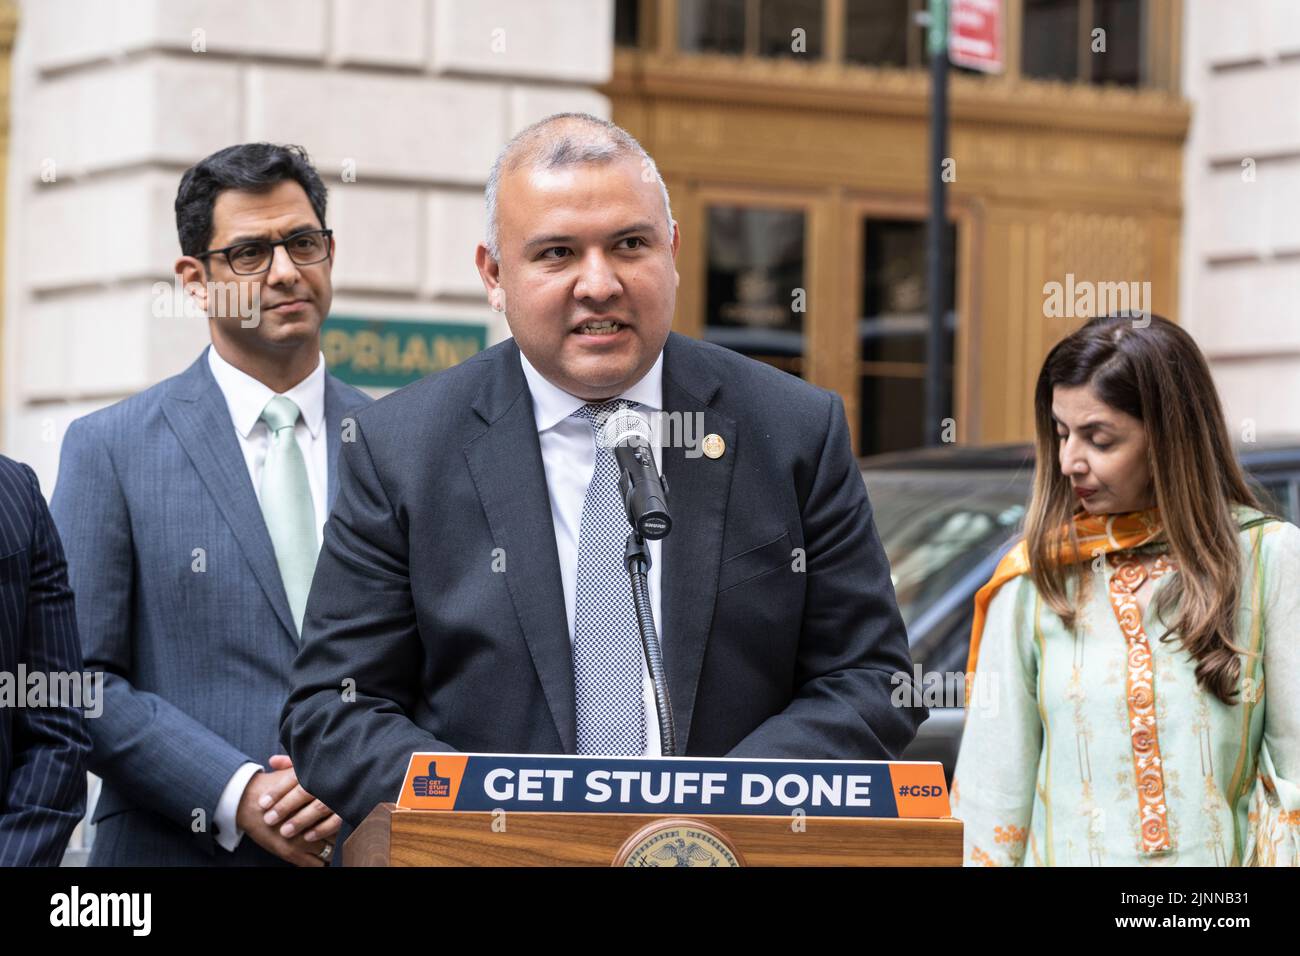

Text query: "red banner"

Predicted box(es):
[949, 0, 1003, 73]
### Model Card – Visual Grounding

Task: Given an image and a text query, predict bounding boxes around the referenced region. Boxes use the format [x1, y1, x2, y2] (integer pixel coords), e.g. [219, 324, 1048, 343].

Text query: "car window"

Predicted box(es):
[860, 470, 1030, 628]
[1251, 476, 1297, 524]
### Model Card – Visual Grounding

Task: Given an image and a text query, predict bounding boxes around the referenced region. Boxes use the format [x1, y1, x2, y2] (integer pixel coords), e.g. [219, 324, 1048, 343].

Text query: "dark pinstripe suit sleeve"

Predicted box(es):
[0, 460, 90, 866]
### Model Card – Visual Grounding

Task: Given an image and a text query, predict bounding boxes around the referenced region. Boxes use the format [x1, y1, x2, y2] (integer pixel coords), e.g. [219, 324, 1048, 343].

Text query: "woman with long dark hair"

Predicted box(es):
[951, 314, 1299, 865]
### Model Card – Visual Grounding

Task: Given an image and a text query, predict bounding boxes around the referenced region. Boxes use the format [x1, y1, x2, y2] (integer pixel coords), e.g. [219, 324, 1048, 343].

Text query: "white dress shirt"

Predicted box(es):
[206, 346, 329, 541]
[206, 344, 329, 852]
[518, 348, 666, 757]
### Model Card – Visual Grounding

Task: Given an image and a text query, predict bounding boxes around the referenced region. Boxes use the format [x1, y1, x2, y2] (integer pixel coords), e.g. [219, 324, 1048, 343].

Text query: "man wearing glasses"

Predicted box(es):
[51, 143, 370, 866]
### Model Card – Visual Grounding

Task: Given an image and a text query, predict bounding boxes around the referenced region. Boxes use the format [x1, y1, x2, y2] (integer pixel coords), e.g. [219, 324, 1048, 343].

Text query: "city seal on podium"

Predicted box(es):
[614, 819, 744, 867]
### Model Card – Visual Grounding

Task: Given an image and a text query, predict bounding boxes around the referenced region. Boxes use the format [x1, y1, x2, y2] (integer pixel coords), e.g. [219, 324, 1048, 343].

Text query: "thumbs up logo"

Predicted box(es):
[412, 761, 451, 798]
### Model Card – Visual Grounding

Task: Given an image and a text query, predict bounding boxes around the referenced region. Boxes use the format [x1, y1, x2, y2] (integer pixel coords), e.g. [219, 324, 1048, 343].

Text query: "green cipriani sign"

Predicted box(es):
[322, 316, 487, 389]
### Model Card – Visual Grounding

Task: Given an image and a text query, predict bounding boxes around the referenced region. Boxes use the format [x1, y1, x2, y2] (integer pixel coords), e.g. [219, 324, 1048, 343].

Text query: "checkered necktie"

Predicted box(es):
[570, 400, 647, 756]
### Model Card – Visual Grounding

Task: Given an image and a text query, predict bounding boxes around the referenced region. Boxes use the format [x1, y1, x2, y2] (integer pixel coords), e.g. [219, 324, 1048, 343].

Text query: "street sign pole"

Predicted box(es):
[925, 0, 951, 447]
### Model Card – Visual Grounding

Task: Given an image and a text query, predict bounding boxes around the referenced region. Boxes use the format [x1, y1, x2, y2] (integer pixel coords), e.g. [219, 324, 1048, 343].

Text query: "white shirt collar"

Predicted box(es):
[518, 345, 663, 433]
[206, 345, 327, 439]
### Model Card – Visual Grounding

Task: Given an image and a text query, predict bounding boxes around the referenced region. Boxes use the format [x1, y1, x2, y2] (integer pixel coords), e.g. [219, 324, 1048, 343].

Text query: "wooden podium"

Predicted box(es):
[343, 803, 963, 866]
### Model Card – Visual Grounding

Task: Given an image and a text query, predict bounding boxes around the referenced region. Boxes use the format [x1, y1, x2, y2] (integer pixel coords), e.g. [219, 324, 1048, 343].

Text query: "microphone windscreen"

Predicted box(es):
[598, 406, 652, 450]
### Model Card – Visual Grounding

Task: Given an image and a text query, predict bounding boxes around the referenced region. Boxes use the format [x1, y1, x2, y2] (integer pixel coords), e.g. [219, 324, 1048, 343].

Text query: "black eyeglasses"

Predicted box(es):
[196, 228, 333, 275]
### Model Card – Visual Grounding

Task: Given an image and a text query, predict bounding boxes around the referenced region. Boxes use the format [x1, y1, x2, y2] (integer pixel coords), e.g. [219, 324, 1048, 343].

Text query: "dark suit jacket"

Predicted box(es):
[283, 332, 925, 830]
[51, 348, 370, 865]
[0, 455, 90, 865]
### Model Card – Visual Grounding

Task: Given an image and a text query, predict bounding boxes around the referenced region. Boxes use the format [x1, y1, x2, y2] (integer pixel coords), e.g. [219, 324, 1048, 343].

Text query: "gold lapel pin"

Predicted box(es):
[702, 433, 725, 459]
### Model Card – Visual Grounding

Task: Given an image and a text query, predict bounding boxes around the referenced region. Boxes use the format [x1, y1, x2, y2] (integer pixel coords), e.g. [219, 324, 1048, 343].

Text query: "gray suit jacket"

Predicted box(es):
[51, 347, 370, 865]
[284, 333, 924, 835]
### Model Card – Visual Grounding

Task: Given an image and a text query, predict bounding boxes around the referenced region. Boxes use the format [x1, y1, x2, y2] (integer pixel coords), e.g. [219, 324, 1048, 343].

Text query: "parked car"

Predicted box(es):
[861, 439, 1300, 782]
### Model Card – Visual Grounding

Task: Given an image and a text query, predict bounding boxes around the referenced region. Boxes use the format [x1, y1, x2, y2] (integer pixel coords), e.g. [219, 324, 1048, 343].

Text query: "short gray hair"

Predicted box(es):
[483, 112, 674, 260]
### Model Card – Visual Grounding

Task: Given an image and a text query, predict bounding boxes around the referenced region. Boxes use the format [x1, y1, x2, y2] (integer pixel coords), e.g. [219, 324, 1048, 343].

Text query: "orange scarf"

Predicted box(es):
[965, 508, 1164, 677]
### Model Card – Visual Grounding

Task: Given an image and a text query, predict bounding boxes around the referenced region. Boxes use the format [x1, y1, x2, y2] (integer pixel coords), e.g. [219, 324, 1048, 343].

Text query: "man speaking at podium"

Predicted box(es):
[281, 113, 924, 832]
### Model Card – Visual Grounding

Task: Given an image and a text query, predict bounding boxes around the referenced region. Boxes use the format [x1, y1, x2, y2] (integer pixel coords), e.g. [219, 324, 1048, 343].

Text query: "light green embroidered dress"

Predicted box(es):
[951, 508, 1300, 866]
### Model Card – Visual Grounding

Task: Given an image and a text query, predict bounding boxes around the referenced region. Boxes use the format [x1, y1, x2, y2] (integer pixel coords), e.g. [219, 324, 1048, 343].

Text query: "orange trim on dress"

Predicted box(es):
[1106, 552, 1177, 854]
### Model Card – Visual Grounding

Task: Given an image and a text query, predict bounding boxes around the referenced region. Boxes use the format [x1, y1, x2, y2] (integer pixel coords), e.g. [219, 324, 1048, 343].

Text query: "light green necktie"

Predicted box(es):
[258, 395, 318, 636]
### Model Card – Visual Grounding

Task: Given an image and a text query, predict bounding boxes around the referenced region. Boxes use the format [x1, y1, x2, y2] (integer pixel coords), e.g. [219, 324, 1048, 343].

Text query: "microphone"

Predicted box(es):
[599, 405, 678, 755]
[600, 403, 681, 754]
[599, 407, 672, 540]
